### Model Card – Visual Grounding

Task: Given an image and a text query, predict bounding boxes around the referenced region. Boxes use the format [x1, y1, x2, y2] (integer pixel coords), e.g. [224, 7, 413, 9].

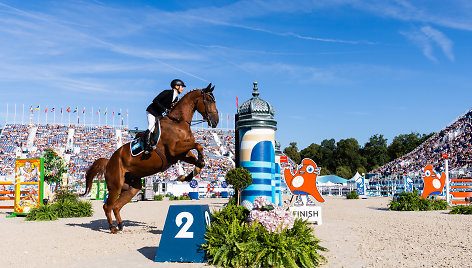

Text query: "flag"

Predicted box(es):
[236, 96, 239, 108]
[30, 106, 33, 113]
[113, 109, 115, 116]
[104, 108, 107, 115]
[118, 111, 121, 116]
[45, 107, 47, 113]
[83, 107, 85, 114]
[97, 108, 100, 114]
[61, 108, 63, 114]
[66, 107, 71, 113]
[51, 107, 55, 112]
[127, 110, 128, 116]
[35, 105, 40, 111]
[73, 107, 77, 113]
[228, 114, 229, 120]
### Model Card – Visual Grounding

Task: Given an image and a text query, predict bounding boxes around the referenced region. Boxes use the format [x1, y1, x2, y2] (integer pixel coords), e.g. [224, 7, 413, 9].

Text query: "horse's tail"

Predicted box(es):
[80, 158, 109, 197]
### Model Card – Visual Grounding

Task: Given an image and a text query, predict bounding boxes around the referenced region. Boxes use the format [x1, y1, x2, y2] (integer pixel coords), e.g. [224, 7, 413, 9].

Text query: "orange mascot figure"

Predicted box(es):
[421, 165, 446, 199]
[284, 158, 324, 205]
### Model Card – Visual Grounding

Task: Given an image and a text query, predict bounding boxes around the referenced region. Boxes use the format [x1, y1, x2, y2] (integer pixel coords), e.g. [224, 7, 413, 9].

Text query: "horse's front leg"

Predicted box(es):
[176, 151, 203, 182]
[172, 141, 205, 169]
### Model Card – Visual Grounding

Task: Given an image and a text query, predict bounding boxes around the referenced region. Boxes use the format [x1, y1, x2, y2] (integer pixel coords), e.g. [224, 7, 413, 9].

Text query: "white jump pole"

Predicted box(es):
[445, 156, 450, 205]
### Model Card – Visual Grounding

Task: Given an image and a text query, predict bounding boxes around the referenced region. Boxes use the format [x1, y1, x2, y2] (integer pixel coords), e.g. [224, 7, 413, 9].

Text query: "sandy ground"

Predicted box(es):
[1, 196, 471, 268]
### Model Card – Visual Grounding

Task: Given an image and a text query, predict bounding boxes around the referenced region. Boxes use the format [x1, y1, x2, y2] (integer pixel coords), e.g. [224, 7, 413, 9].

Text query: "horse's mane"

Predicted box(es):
[168, 88, 201, 113]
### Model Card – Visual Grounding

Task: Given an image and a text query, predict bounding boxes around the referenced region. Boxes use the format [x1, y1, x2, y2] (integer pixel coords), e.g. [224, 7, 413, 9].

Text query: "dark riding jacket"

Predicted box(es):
[146, 89, 178, 117]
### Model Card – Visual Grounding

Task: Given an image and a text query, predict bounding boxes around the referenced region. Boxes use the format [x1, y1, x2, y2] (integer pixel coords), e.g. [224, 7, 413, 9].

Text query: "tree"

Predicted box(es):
[225, 167, 253, 206]
[283, 142, 301, 164]
[300, 143, 322, 163]
[43, 148, 68, 186]
[363, 134, 389, 171]
[387, 132, 432, 160]
[335, 138, 366, 178]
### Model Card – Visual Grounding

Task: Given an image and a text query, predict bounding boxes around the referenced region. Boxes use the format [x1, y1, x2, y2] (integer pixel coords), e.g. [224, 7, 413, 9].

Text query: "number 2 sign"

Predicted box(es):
[155, 205, 212, 263]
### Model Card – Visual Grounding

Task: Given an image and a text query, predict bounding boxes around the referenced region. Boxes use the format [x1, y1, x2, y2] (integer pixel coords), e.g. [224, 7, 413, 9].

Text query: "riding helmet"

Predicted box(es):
[171, 79, 186, 88]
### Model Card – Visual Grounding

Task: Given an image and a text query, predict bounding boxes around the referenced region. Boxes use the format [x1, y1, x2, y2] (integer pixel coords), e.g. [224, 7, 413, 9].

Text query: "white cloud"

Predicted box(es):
[401, 26, 454, 62]
[421, 26, 454, 61]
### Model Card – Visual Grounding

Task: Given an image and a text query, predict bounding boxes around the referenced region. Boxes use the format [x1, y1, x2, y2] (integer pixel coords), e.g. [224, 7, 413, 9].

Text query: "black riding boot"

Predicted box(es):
[144, 130, 152, 153]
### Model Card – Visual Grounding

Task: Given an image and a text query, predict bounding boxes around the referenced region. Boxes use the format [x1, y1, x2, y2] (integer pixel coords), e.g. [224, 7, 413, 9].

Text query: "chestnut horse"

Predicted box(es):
[81, 83, 219, 233]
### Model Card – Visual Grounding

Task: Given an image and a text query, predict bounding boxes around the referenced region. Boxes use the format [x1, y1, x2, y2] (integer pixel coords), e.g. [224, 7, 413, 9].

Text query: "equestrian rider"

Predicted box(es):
[144, 79, 186, 153]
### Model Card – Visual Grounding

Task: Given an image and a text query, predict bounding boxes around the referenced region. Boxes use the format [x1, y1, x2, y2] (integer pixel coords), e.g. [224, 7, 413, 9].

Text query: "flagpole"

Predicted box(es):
[37, 105, 40, 125]
[68, 109, 71, 126]
[14, 104, 17, 124]
[120, 108, 123, 128]
[22, 104, 24, 125]
[126, 109, 129, 129]
[98, 107, 101, 126]
[53, 108, 56, 125]
[45, 106, 48, 124]
[112, 109, 114, 128]
[5, 103, 8, 124]
[61, 108, 63, 125]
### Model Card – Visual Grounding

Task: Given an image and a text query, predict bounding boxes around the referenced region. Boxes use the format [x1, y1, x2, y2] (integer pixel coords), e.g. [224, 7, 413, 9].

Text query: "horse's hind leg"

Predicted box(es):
[112, 175, 142, 232]
[113, 186, 140, 231]
[103, 188, 120, 234]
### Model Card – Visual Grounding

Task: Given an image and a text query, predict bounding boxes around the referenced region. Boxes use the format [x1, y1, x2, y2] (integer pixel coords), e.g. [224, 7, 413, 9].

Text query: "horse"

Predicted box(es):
[81, 83, 219, 233]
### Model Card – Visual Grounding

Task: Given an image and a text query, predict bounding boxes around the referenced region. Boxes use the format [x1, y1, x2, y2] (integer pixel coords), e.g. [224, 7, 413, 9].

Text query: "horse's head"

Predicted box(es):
[196, 83, 219, 128]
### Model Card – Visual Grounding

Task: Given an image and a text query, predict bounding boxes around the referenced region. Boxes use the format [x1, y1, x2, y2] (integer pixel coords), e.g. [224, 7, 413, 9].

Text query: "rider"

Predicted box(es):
[144, 79, 186, 153]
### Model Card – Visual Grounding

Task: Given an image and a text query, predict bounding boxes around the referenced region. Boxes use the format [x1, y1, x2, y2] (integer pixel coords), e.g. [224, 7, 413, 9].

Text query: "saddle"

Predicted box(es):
[130, 123, 161, 157]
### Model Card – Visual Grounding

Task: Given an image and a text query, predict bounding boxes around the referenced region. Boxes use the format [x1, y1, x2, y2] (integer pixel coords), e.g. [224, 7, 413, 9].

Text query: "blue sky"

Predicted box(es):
[1, 0, 472, 150]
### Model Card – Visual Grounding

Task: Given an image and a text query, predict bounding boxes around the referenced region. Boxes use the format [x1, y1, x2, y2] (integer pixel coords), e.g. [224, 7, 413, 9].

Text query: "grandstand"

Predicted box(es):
[0, 123, 236, 185]
[371, 108, 472, 177]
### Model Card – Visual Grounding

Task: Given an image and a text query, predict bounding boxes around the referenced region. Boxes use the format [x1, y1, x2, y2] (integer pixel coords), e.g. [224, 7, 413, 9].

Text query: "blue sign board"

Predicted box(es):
[155, 205, 211, 263]
[189, 179, 198, 188]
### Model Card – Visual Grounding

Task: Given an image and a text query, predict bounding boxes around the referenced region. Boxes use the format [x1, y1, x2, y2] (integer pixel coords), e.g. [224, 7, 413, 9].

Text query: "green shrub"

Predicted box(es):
[179, 195, 190, 200]
[346, 191, 359, 199]
[389, 190, 449, 211]
[450, 205, 472, 214]
[154, 195, 163, 201]
[26, 190, 93, 221]
[26, 204, 58, 221]
[165, 193, 170, 197]
[202, 205, 327, 267]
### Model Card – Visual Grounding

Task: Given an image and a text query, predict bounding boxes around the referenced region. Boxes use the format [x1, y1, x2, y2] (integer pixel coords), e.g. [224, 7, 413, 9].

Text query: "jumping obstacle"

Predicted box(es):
[0, 158, 44, 217]
[449, 177, 472, 205]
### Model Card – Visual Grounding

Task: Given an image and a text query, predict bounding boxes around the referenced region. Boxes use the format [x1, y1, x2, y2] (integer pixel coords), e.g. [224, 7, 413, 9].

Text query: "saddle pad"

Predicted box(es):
[130, 138, 144, 156]
[130, 124, 161, 157]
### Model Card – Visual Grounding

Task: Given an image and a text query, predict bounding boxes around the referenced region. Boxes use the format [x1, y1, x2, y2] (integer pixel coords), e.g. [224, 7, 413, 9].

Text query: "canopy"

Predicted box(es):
[349, 172, 362, 183]
[317, 175, 348, 184]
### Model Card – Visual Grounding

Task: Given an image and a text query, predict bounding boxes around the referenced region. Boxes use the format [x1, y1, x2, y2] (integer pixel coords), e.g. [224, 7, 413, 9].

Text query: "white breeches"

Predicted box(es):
[146, 112, 156, 132]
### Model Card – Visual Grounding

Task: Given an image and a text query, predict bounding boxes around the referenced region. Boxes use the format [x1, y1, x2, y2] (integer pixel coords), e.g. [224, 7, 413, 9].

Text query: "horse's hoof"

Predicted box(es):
[118, 222, 124, 231]
[110, 226, 119, 234]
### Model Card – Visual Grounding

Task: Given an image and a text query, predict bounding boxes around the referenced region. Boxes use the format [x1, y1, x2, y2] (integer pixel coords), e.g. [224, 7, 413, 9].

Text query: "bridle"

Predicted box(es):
[167, 89, 215, 126]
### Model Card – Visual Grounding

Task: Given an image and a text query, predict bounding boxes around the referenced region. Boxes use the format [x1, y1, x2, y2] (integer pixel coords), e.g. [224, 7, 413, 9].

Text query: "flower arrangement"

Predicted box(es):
[248, 196, 295, 234]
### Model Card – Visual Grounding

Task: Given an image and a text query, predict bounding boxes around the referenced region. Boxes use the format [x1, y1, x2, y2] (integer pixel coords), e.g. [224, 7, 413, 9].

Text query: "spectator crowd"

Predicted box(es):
[0, 123, 236, 183]
[372, 109, 472, 176]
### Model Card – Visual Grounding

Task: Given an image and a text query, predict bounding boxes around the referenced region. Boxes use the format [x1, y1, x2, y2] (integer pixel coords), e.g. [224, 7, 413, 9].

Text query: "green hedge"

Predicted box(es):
[26, 189, 93, 221]
[388, 190, 449, 211]
[450, 205, 472, 214]
[346, 191, 359, 199]
[202, 205, 327, 267]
